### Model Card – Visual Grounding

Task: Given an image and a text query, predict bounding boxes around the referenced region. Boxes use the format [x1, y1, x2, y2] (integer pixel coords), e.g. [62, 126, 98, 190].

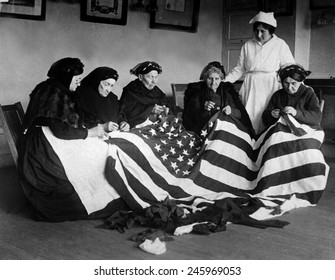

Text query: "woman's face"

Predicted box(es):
[69, 74, 82, 91]
[254, 24, 272, 45]
[98, 78, 116, 97]
[139, 70, 159, 90]
[206, 72, 221, 92]
[283, 77, 302, 94]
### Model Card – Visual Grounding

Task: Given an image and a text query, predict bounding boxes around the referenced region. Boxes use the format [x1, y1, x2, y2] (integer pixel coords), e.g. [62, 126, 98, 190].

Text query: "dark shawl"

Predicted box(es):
[119, 79, 170, 128]
[77, 67, 122, 128]
[182, 81, 254, 136]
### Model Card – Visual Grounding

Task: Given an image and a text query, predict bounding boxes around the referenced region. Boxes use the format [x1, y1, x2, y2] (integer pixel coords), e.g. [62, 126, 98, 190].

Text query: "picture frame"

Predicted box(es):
[150, 0, 200, 33]
[225, 0, 260, 11]
[80, 0, 128, 26]
[0, 0, 46, 21]
[263, 0, 294, 16]
[310, 0, 335, 10]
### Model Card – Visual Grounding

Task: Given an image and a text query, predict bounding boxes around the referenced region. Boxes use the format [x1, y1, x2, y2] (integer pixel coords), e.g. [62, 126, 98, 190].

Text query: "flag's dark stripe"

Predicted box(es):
[251, 162, 327, 194]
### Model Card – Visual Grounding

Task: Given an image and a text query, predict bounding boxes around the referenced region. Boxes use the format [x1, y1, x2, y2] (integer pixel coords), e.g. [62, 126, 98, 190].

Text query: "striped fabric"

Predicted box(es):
[105, 112, 329, 222]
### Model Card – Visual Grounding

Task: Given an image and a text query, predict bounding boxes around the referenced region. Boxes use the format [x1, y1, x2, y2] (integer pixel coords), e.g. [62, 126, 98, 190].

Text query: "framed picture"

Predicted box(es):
[225, 0, 260, 11]
[310, 0, 335, 10]
[80, 0, 128, 25]
[0, 0, 46, 21]
[150, 0, 200, 32]
[263, 0, 294, 16]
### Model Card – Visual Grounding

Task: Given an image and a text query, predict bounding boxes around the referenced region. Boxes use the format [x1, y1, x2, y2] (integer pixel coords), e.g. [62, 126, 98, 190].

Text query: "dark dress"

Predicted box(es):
[18, 78, 126, 222]
[262, 83, 322, 129]
[119, 79, 171, 128]
[182, 81, 254, 136]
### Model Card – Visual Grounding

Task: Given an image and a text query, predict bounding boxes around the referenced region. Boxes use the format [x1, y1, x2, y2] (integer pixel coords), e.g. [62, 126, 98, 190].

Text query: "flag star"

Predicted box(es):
[176, 140, 183, 148]
[170, 147, 176, 154]
[159, 126, 165, 132]
[175, 168, 180, 174]
[170, 126, 175, 132]
[161, 153, 168, 161]
[182, 170, 190, 176]
[142, 134, 149, 139]
[154, 144, 161, 152]
[187, 158, 195, 166]
[182, 149, 189, 156]
[209, 121, 214, 127]
[189, 140, 194, 148]
[149, 128, 157, 136]
[204, 139, 210, 145]
[161, 139, 167, 145]
[171, 161, 178, 169]
[201, 129, 208, 137]
[174, 118, 179, 123]
[166, 132, 173, 138]
[162, 122, 168, 128]
[177, 155, 184, 162]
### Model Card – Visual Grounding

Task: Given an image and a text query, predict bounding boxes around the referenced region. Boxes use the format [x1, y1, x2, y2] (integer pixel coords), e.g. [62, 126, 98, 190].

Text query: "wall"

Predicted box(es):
[0, 0, 223, 110]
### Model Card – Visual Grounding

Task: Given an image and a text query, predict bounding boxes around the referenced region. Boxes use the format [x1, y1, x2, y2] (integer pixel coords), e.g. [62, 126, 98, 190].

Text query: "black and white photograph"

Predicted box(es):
[0, 0, 334, 279]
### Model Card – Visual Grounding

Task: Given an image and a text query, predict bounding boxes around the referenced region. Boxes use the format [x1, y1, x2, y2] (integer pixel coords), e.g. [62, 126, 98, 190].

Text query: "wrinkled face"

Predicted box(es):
[254, 24, 272, 45]
[139, 70, 159, 90]
[69, 74, 82, 91]
[283, 76, 302, 94]
[206, 72, 221, 92]
[98, 78, 116, 97]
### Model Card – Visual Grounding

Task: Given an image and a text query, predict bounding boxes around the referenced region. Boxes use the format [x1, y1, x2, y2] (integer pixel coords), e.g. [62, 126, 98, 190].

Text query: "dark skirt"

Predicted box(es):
[18, 126, 127, 222]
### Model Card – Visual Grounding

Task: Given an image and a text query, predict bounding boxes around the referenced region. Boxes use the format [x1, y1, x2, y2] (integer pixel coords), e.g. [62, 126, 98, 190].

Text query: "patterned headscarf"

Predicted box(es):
[278, 64, 311, 82]
[47, 57, 84, 88]
[199, 61, 226, 80]
[130, 61, 162, 76]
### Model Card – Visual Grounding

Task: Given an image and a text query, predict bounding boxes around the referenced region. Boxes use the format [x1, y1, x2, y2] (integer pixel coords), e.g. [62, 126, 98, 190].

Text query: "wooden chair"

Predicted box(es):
[171, 83, 188, 110]
[0, 102, 25, 167]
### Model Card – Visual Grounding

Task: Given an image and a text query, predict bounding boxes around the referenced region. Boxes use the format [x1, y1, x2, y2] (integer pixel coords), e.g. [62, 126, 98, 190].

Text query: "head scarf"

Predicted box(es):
[278, 64, 311, 82]
[47, 57, 84, 88]
[249, 11, 277, 28]
[199, 61, 226, 80]
[77, 67, 120, 124]
[130, 61, 162, 76]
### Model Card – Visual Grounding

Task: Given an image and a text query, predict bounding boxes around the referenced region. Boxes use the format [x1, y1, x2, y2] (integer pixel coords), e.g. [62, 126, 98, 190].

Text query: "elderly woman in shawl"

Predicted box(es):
[182, 61, 254, 136]
[262, 64, 322, 129]
[77, 67, 129, 132]
[119, 61, 171, 128]
[19, 58, 125, 222]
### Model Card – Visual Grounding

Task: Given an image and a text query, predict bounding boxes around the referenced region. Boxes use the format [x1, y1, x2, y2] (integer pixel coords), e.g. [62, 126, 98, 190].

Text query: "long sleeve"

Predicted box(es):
[47, 118, 88, 140]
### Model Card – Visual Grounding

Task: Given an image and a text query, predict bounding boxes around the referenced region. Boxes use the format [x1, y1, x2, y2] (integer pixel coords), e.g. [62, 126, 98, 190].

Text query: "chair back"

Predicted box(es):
[0, 102, 25, 167]
[171, 83, 188, 110]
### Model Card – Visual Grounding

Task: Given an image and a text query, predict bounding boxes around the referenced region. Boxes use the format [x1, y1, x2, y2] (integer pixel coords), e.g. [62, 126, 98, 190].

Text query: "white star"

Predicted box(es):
[209, 121, 214, 127]
[189, 140, 194, 148]
[201, 129, 208, 137]
[182, 149, 189, 156]
[142, 134, 149, 139]
[166, 132, 173, 138]
[170, 126, 175, 132]
[171, 161, 178, 169]
[162, 122, 168, 128]
[204, 139, 210, 145]
[161, 139, 167, 145]
[149, 128, 156, 136]
[161, 153, 168, 161]
[170, 147, 176, 154]
[175, 168, 180, 174]
[159, 126, 165, 132]
[176, 140, 183, 148]
[182, 170, 190, 176]
[187, 159, 195, 166]
[177, 155, 184, 162]
[154, 144, 161, 152]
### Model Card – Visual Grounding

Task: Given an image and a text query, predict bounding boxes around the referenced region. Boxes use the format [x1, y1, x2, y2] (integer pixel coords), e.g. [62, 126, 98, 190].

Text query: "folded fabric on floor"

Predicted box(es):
[104, 112, 329, 232]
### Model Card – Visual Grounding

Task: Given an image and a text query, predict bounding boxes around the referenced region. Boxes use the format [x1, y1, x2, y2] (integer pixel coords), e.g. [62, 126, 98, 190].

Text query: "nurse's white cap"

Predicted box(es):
[249, 11, 277, 28]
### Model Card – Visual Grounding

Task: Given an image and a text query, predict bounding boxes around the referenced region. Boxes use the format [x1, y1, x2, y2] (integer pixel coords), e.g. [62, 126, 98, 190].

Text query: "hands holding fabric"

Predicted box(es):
[271, 106, 297, 118]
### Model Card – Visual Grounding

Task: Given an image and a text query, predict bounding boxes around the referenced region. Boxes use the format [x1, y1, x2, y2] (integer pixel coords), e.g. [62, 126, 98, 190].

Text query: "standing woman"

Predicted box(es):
[224, 11, 295, 134]
[119, 61, 171, 128]
[77, 67, 129, 132]
[18, 57, 120, 222]
[182, 61, 254, 136]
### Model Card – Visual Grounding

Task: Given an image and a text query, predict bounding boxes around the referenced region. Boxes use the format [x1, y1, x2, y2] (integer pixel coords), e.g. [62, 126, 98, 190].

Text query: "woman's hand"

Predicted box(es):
[271, 109, 281, 118]
[204, 101, 215, 111]
[87, 124, 107, 138]
[152, 104, 164, 115]
[222, 105, 232, 115]
[107, 121, 119, 132]
[282, 106, 297, 116]
[119, 121, 130, 132]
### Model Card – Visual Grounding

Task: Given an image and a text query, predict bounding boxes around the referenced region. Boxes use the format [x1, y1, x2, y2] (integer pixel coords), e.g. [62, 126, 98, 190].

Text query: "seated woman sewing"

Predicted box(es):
[182, 61, 254, 136]
[262, 64, 322, 129]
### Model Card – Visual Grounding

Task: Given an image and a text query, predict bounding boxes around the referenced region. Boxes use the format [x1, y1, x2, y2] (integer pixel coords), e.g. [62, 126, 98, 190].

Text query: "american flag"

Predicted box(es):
[105, 112, 329, 223]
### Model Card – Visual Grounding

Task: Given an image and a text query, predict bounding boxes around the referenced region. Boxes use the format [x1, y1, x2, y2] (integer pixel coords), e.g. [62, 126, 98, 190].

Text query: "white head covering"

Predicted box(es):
[249, 11, 277, 28]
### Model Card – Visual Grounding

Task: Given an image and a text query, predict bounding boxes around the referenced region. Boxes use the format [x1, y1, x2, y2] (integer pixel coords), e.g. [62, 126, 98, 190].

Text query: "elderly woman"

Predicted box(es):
[262, 64, 322, 129]
[77, 66, 129, 132]
[224, 11, 295, 134]
[19, 58, 125, 222]
[119, 61, 171, 128]
[182, 61, 253, 136]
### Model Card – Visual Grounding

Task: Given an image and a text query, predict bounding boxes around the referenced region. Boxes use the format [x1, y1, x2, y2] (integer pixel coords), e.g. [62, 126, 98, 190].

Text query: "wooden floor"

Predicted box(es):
[0, 145, 334, 260]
